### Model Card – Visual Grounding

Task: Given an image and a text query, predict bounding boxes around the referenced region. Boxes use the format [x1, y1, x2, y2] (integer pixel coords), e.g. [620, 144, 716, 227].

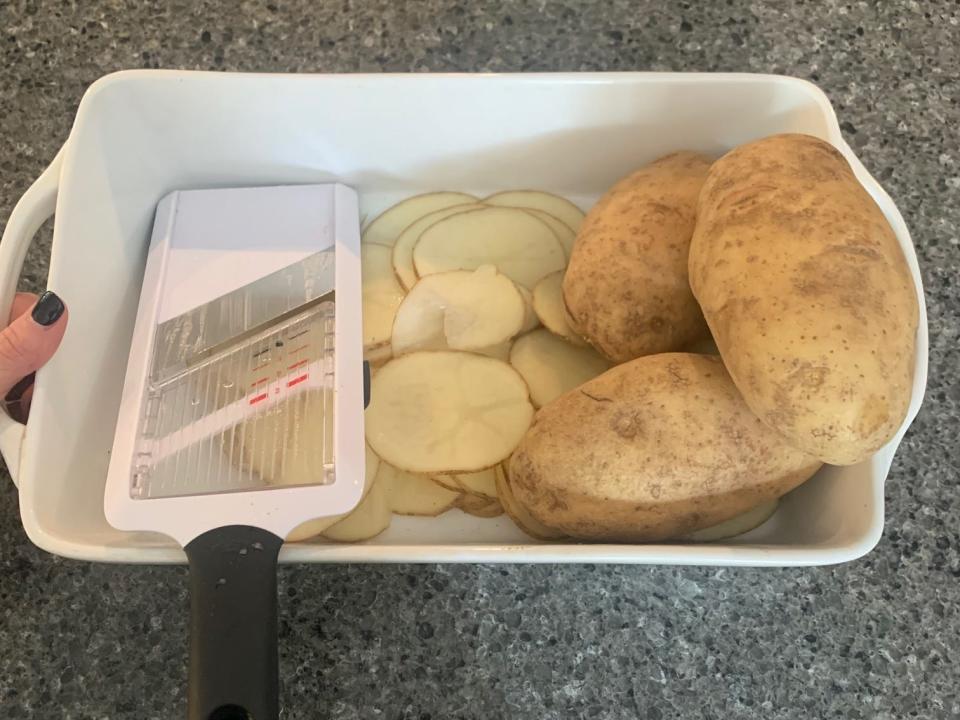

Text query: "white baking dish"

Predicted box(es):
[0, 71, 927, 566]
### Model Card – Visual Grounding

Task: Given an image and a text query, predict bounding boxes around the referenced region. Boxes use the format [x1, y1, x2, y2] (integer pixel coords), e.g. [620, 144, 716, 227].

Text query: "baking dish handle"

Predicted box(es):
[0, 146, 63, 485]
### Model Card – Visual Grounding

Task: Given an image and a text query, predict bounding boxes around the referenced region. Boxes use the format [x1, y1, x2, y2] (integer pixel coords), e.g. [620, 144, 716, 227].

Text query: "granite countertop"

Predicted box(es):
[1, 1, 957, 718]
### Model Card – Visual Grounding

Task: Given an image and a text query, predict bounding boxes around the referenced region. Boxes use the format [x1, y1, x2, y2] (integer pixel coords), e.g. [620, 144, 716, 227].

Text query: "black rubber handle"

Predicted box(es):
[184, 525, 284, 720]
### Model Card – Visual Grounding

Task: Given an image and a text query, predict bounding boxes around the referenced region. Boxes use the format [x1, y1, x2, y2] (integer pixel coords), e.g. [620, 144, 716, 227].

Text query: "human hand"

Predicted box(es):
[1, 291, 67, 422]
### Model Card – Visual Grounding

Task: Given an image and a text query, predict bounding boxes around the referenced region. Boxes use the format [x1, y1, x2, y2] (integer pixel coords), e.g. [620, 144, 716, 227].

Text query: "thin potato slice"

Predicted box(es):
[321, 475, 392, 542]
[484, 190, 586, 232]
[392, 203, 487, 290]
[682, 500, 779, 542]
[495, 464, 565, 540]
[362, 244, 406, 350]
[413, 207, 565, 289]
[384, 462, 460, 516]
[391, 266, 525, 356]
[533, 271, 587, 346]
[517, 285, 540, 333]
[365, 351, 534, 474]
[509, 329, 612, 408]
[286, 445, 382, 542]
[456, 493, 504, 518]
[362, 192, 477, 247]
[525, 208, 577, 258]
[454, 468, 498, 499]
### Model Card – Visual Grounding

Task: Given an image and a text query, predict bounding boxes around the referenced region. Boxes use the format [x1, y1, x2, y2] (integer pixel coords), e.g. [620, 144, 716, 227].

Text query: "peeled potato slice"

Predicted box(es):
[495, 464, 565, 540]
[682, 500, 779, 542]
[509, 329, 612, 408]
[365, 352, 535, 474]
[392, 203, 486, 290]
[525, 209, 576, 258]
[533, 271, 586, 346]
[391, 266, 525, 356]
[483, 190, 585, 232]
[362, 244, 406, 350]
[383, 462, 460, 516]
[286, 445, 382, 542]
[454, 468, 498, 499]
[362, 192, 477, 247]
[456, 494, 504, 518]
[322, 471, 392, 543]
[413, 207, 565, 289]
[517, 285, 540, 333]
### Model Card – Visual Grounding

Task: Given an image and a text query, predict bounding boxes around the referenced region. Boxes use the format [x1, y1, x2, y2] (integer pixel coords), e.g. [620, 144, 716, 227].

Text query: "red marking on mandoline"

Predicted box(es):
[286, 373, 309, 388]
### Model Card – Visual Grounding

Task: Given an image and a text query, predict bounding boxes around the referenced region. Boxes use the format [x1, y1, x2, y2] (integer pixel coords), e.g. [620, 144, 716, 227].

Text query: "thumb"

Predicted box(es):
[0, 291, 68, 401]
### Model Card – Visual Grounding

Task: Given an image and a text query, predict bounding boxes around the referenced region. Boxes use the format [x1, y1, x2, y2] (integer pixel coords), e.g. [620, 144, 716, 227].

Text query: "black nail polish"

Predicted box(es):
[32, 291, 65, 327]
[4, 372, 35, 403]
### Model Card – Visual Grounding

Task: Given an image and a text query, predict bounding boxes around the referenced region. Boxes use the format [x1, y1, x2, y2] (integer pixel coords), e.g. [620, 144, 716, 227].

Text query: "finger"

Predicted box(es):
[0, 291, 68, 402]
[10, 292, 38, 321]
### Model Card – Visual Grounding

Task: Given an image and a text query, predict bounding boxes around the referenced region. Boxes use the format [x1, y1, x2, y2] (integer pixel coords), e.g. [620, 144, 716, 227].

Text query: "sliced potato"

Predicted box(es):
[362, 192, 477, 247]
[391, 266, 525, 356]
[682, 500, 779, 542]
[413, 207, 566, 289]
[533, 271, 586, 346]
[454, 467, 498, 499]
[384, 462, 460, 516]
[362, 244, 406, 350]
[392, 203, 487, 290]
[495, 464, 565, 540]
[321, 468, 392, 542]
[365, 351, 534, 474]
[525, 208, 576, 257]
[517, 285, 540, 333]
[456, 493, 504, 518]
[286, 445, 382, 542]
[509, 329, 612, 407]
[484, 190, 586, 232]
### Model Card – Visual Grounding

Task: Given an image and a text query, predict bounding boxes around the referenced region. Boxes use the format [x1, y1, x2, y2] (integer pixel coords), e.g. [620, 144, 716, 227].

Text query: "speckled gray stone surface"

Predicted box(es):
[0, 1, 958, 718]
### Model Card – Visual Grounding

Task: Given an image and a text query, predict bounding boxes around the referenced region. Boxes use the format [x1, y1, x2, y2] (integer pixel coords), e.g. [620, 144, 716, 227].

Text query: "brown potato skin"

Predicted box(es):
[562, 151, 712, 362]
[688, 134, 919, 465]
[509, 354, 821, 542]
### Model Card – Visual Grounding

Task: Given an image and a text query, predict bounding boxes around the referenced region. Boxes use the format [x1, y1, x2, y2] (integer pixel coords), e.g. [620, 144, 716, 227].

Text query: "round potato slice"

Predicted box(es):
[286, 445, 382, 542]
[681, 500, 779, 542]
[524, 208, 577, 258]
[392, 203, 487, 290]
[321, 475, 392, 543]
[362, 244, 406, 350]
[495, 464, 565, 540]
[391, 266, 525, 356]
[484, 190, 586, 233]
[533, 271, 586, 346]
[454, 467, 498, 499]
[383, 462, 460, 516]
[365, 351, 535, 474]
[509, 329, 612, 408]
[413, 207, 566, 289]
[362, 192, 477, 247]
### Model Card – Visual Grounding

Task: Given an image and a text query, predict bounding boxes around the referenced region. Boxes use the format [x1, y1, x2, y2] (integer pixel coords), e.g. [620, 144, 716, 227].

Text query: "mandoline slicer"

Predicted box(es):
[104, 184, 365, 720]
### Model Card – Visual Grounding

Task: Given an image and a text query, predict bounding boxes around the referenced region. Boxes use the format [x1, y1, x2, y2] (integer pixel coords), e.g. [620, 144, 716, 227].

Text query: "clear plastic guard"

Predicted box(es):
[131, 301, 336, 499]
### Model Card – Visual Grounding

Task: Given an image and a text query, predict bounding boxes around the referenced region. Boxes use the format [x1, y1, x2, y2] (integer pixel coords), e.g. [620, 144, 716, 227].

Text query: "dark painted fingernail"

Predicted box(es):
[32, 291, 65, 326]
[363, 360, 371, 408]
